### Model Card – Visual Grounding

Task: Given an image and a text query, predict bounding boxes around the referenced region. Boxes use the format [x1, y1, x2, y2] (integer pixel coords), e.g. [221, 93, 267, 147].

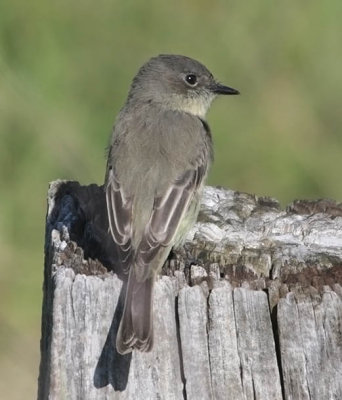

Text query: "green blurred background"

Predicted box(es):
[0, 0, 341, 397]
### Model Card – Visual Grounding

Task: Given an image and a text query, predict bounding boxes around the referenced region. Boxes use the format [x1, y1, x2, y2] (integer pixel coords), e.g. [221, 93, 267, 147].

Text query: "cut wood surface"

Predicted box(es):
[38, 180, 342, 400]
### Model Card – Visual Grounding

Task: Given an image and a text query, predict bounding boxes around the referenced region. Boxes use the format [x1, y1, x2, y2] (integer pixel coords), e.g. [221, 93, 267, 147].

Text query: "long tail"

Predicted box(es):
[116, 269, 154, 354]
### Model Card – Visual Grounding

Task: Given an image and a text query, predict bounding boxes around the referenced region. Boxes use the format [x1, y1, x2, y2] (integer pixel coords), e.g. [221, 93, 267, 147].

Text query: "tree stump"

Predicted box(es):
[38, 180, 342, 400]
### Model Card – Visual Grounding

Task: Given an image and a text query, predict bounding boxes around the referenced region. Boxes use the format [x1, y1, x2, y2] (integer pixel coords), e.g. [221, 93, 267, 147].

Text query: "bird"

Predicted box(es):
[105, 54, 239, 354]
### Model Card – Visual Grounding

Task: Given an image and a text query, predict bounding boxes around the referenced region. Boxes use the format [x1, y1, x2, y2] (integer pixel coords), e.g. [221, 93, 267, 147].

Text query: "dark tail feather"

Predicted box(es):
[116, 269, 154, 354]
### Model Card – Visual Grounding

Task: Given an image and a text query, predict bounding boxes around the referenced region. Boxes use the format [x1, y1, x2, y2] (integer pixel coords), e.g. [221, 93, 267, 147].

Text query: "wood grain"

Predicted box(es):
[38, 181, 342, 399]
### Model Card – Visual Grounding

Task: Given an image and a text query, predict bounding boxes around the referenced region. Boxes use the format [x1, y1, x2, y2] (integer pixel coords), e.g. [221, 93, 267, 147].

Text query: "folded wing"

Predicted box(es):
[135, 163, 207, 281]
[106, 166, 133, 273]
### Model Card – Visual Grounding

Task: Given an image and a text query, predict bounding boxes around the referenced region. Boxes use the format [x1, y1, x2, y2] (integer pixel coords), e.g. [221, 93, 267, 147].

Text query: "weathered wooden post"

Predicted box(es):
[38, 180, 342, 399]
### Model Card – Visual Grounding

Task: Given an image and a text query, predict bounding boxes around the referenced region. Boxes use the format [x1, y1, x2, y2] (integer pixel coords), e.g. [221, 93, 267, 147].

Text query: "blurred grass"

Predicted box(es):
[0, 0, 341, 397]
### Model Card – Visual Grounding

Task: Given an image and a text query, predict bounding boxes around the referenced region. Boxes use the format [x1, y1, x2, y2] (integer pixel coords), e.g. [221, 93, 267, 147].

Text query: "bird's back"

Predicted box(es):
[108, 103, 212, 247]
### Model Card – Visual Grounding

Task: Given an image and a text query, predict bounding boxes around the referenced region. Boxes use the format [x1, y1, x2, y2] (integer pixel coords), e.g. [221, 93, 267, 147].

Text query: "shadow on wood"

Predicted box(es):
[93, 282, 132, 391]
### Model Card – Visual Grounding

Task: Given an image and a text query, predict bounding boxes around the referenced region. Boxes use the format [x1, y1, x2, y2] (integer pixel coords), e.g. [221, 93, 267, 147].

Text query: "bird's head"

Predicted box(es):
[127, 54, 239, 119]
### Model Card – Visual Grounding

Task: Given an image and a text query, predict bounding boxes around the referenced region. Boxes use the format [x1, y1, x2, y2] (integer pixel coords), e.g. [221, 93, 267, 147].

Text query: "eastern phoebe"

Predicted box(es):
[105, 54, 239, 354]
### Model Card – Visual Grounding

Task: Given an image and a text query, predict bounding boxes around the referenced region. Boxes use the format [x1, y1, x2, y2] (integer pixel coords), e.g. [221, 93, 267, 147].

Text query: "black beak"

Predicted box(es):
[211, 82, 240, 95]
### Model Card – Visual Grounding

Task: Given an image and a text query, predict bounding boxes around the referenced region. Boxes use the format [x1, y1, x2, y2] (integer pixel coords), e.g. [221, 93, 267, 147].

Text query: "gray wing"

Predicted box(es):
[106, 166, 133, 273]
[135, 163, 207, 281]
[112, 162, 207, 354]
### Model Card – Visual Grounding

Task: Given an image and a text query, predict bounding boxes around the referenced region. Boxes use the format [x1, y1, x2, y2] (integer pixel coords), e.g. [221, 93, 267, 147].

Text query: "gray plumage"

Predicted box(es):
[105, 54, 239, 354]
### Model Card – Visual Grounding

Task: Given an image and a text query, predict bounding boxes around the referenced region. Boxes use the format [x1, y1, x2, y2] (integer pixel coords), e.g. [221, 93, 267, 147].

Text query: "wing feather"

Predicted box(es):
[106, 167, 133, 272]
[135, 163, 207, 280]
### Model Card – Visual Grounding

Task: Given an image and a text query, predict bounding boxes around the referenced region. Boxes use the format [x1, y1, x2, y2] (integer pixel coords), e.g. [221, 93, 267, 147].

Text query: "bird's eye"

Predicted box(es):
[185, 74, 197, 86]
